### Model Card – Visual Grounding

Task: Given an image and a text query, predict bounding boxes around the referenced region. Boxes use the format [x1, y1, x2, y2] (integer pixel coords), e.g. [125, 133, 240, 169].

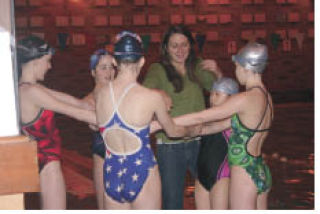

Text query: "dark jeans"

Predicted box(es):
[156, 140, 200, 210]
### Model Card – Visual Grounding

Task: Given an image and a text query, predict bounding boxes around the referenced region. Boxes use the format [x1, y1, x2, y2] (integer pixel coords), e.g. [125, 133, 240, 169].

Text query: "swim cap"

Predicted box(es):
[17, 35, 55, 64]
[113, 31, 143, 61]
[211, 77, 239, 95]
[90, 49, 108, 70]
[232, 42, 268, 74]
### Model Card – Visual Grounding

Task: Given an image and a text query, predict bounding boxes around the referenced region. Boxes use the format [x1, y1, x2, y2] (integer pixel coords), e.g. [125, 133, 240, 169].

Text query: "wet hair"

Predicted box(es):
[16, 35, 54, 79]
[211, 77, 239, 95]
[160, 24, 199, 93]
[90, 49, 109, 70]
[113, 30, 144, 64]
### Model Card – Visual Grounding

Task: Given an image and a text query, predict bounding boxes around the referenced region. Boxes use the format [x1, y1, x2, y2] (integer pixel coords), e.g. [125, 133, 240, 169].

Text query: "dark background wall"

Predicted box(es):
[14, 0, 314, 102]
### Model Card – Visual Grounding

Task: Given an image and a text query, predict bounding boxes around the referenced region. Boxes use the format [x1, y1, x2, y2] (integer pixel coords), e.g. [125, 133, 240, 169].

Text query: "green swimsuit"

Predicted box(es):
[228, 87, 272, 194]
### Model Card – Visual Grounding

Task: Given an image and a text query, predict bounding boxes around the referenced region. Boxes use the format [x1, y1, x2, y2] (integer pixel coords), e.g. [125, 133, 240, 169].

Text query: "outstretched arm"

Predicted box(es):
[201, 119, 231, 135]
[173, 93, 245, 126]
[39, 84, 94, 110]
[150, 89, 172, 111]
[151, 114, 231, 135]
[26, 85, 96, 124]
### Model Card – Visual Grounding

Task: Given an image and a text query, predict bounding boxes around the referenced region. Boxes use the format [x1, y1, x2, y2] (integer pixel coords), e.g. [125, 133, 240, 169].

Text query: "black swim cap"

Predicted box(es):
[113, 31, 143, 62]
[17, 35, 55, 64]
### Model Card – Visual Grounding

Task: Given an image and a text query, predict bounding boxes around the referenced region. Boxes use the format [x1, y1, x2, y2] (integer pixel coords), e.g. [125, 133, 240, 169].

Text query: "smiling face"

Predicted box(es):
[167, 33, 190, 65]
[92, 55, 115, 85]
[209, 91, 229, 107]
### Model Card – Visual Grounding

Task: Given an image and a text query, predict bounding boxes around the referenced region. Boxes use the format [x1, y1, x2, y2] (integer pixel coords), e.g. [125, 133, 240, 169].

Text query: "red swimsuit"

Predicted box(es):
[21, 109, 62, 172]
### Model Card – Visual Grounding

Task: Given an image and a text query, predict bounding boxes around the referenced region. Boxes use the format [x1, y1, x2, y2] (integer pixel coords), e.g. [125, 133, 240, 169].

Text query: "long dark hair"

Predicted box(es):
[160, 25, 199, 92]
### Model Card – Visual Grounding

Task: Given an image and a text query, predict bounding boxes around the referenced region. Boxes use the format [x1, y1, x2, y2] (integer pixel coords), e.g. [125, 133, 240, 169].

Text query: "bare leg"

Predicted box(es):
[194, 179, 210, 209]
[103, 193, 131, 210]
[257, 191, 268, 209]
[210, 178, 229, 209]
[132, 166, 161, 209]
[229, 166, 257, 209]
[93, 154, 104, 209]
[40, 161, 66, 209]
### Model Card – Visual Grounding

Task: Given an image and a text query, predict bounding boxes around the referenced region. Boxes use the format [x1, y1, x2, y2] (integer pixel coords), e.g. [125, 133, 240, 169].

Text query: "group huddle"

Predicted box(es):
[17, 24, 273, 210]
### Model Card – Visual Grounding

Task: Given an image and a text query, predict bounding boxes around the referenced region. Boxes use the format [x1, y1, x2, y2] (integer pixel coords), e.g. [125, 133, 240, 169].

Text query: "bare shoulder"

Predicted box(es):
[228, 91, 249, 106]
[245, 87, 268, 103]
[19, 83, 44, 96]
[240, 87, 270, 116]
[130, 85, 162, 108]
[94, 84, 109, 97]
[140, 85, 162, 102]
[18, 84, 49, 110]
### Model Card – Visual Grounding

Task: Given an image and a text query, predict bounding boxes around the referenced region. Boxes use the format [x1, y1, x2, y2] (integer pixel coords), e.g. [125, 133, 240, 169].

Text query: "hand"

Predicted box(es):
[187, 124, 203, 137]
[201, 59, 223, 79]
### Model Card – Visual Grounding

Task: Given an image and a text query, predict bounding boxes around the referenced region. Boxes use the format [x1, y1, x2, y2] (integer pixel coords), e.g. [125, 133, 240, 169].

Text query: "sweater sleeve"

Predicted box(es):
[195, 58, 217, 91]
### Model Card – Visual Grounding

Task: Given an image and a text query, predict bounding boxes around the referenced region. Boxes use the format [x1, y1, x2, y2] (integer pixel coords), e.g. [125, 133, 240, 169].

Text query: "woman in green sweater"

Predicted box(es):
[143, 25, 222, 209]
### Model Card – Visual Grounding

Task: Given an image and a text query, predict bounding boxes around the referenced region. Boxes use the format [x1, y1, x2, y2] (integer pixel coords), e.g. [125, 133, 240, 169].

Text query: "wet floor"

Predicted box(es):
[24, 102, 314, 210]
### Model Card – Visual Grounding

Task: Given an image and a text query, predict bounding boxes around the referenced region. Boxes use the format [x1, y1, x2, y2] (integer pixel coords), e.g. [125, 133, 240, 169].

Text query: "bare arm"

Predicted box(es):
[82, 93, 97, 132]
[82, 92, 96, 110]
[150, 114, 231, 135]
[152, 92, 200, 138]
[82, 80, 111, 109]
[82, 92, 93, 102]
[150, 89, 172, 111]
[201, 119, 231, 135]
[26, 85, 96, 124]
[173, 93, 246, 126]
[39, 84, 93, 110]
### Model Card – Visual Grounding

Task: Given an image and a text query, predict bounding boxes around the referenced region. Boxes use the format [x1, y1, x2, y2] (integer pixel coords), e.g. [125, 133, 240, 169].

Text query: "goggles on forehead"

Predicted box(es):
[17, 43, 55, 59]
[232, 42, 268, 74]
[38, 43, 55, 55]
[115, 31, 142, 43]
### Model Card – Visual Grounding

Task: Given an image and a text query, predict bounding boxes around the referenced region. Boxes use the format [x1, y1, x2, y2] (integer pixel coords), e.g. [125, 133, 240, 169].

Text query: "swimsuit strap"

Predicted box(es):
[109, 82, 137, 112]
[21, 108, 45, 126]
[247, 86, 272, 132]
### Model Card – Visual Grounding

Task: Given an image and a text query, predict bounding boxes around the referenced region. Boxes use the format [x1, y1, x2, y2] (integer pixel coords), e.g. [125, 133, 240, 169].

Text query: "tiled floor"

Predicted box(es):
[25, 102, 314, 210]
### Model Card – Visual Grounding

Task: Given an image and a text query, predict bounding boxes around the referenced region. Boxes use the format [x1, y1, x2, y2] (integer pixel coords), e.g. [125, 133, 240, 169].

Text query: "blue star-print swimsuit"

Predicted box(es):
[99, 82, 157, 203]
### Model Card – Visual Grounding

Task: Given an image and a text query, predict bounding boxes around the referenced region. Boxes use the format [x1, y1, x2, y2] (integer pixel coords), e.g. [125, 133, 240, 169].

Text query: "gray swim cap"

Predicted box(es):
[232, 42, 268, 74]
[211, 77, 239, 95]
